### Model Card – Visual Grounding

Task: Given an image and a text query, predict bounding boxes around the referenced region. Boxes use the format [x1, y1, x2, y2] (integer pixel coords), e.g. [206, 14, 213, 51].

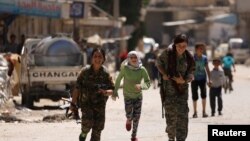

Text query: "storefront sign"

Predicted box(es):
[0, 0, 62, 18]
[17, 0, 61, 18]
[70, 2, 84, 18]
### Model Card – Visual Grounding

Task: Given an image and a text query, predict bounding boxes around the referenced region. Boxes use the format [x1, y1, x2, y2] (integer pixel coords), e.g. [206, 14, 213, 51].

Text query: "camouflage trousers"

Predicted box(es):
[124, 96, 142, 138]
[80, 103, 106, 141]
[164, 98, 189, 141]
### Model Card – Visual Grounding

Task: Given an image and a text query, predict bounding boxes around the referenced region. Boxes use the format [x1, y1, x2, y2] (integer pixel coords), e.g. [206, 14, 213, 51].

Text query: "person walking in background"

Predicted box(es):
[112, 51, 151, 141]
[156, 34, 195, 141]
[70, 48, 114, 141]
[144, 45, 159, 89]
[3, 52, 21, 97]
[0, 35, 5, 52]
[208, 58, 225, 116]
[4, 34, 18, 54]
[222, 52, 236, 92]
[117, 48, 128, 71]
[191, 43, 211, 118]
[17, 34, 26, 55]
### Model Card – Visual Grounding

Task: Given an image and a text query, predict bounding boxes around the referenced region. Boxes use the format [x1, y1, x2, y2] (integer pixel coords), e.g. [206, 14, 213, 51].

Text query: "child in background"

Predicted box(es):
[208, 58, 225, 116]
[191, 43, 211, 118]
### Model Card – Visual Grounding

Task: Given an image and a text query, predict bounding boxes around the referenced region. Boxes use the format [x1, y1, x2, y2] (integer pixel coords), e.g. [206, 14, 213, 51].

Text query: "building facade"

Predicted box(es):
[145, 0, 233, 45]
[0, 0, 122, 44]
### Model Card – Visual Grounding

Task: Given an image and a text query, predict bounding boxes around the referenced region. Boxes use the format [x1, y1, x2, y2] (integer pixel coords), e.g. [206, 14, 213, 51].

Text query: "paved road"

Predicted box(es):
[1, 64, 250, 141]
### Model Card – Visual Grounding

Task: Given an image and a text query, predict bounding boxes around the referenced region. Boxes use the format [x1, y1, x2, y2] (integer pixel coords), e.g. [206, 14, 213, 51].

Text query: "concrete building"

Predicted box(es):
[144, 0, 234, 45]
[233, 0, 250, 42]
[0, 0, 123, 44]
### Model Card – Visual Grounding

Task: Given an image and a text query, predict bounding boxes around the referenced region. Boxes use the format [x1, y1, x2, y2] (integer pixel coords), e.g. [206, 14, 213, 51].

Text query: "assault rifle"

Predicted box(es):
[83, 83, 114, 92]
[158, 73, 165, 118]
[60, 97, 81, 124]
[93, 84, 114, 91]
[59, 90, 81, 124]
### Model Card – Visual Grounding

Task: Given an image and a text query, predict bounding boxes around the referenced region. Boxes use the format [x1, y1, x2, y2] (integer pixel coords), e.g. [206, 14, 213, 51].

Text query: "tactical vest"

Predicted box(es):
[164, 48, 195, 94]
[77, 65, 113, 106]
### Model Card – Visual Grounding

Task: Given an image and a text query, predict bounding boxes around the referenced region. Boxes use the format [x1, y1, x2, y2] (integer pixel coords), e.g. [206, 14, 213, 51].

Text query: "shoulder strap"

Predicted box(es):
[185, 50, 195, 75]
[167, 48, 175, 77]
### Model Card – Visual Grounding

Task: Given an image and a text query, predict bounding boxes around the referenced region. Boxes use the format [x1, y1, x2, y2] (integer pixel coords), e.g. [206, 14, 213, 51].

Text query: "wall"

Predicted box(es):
[164, 0, 216, 6]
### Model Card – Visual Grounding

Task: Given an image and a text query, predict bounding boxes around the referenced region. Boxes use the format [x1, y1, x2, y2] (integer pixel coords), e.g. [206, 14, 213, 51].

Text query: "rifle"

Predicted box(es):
[93, 84, 114, 90]
[83, 83, 114, 92]
[60, 90, 81, 124]
[158, 73, 165, 118]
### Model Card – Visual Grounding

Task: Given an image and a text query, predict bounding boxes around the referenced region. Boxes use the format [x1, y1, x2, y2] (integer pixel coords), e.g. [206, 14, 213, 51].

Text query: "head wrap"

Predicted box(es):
[124, 51, 142, 70]
[172, 33, 189, 50]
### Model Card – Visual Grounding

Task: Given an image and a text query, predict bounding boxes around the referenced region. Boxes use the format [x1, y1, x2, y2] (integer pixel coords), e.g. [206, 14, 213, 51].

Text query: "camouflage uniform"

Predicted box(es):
[157, 49, 195, 141]
[76, 65, 114, 141]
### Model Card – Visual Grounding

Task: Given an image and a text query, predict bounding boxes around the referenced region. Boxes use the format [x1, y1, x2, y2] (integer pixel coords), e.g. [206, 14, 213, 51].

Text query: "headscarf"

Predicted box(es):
[123, 51, 142, 70]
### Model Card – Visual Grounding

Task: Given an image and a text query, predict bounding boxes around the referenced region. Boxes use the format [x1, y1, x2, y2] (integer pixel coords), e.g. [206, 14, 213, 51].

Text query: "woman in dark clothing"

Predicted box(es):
[156, 34, 195, 141]
[71, 48, 114, 141]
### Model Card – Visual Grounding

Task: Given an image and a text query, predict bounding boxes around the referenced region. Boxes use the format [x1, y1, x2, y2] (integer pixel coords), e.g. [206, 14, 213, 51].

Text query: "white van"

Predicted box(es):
[136, 37, 158, 59]
[215, 43, 229, 58]
[228, 38, 250, 64]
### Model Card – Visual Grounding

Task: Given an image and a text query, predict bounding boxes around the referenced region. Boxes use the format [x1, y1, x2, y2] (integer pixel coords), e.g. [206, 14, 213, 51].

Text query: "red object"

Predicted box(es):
[119, 51, 128, 60]
[131, 137, 138, 141]
[126, 119, 131, 131]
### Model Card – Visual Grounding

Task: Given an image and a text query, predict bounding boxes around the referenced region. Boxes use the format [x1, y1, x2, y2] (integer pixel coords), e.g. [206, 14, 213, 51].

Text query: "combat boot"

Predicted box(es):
[131, 137, 138, 141]
[79, 134, 86, 141]
[126, 119, 132, 131]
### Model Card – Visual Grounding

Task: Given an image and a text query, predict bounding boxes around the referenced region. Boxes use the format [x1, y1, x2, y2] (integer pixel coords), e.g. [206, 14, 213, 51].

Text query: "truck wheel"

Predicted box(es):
[21, 85, 27, 105]
[26, 95, 34, 108]
[21, 93, 26, 105]
[22, 93, 34, 108]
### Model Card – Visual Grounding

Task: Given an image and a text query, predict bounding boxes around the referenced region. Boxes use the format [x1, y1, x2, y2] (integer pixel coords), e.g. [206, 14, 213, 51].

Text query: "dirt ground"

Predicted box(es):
[0, 97, 71, 123]
[1, 64, 250, 141]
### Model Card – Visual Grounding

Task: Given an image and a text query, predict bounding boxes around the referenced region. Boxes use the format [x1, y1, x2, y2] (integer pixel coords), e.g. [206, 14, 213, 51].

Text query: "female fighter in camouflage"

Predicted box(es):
[71, 48, 114, 141]
[112, 51, 151, 141]
[156, 34, 195, 141]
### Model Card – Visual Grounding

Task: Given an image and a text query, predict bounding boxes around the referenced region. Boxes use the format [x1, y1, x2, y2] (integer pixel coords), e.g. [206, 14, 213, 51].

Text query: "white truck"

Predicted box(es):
[20, 36, 87, 108]
[228, 38, 250, 64]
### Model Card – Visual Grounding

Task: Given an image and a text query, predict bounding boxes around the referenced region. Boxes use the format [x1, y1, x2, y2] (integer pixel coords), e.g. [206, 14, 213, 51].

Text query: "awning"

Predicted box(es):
[208, 13, 238, 25]
[162, 13, 238, 26]
[86, 34, 130, 46]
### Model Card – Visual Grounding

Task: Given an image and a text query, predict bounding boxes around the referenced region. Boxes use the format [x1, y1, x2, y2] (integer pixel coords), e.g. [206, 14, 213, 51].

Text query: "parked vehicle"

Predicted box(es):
[143, 37, 158, 53]
[136, 37, 158, 59]
[228, 38, 250, 64]
[214, 43, 229, 59]
[20, 35, 87, 108]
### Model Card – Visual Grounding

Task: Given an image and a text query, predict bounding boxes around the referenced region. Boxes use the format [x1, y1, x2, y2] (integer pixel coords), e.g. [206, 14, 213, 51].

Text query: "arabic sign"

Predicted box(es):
[0, 0, 61, 18]
[17, 0, 61, 18]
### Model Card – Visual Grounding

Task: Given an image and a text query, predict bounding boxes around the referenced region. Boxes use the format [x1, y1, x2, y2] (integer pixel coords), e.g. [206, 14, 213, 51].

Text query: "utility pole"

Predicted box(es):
[71, 0, 86, 42]
[113, 0, 119, 19]
[113, 0, 124, 57]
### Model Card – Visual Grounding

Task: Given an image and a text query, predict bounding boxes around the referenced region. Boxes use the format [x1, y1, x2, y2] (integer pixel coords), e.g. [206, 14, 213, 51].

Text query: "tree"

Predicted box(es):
[96, 0, 147, 51]
[127, 21, 145, 52]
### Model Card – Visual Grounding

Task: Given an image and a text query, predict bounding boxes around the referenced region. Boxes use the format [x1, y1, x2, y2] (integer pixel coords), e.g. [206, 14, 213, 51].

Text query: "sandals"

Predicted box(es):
[193, 113, 198, 118]
[202, 113, 208, 118]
